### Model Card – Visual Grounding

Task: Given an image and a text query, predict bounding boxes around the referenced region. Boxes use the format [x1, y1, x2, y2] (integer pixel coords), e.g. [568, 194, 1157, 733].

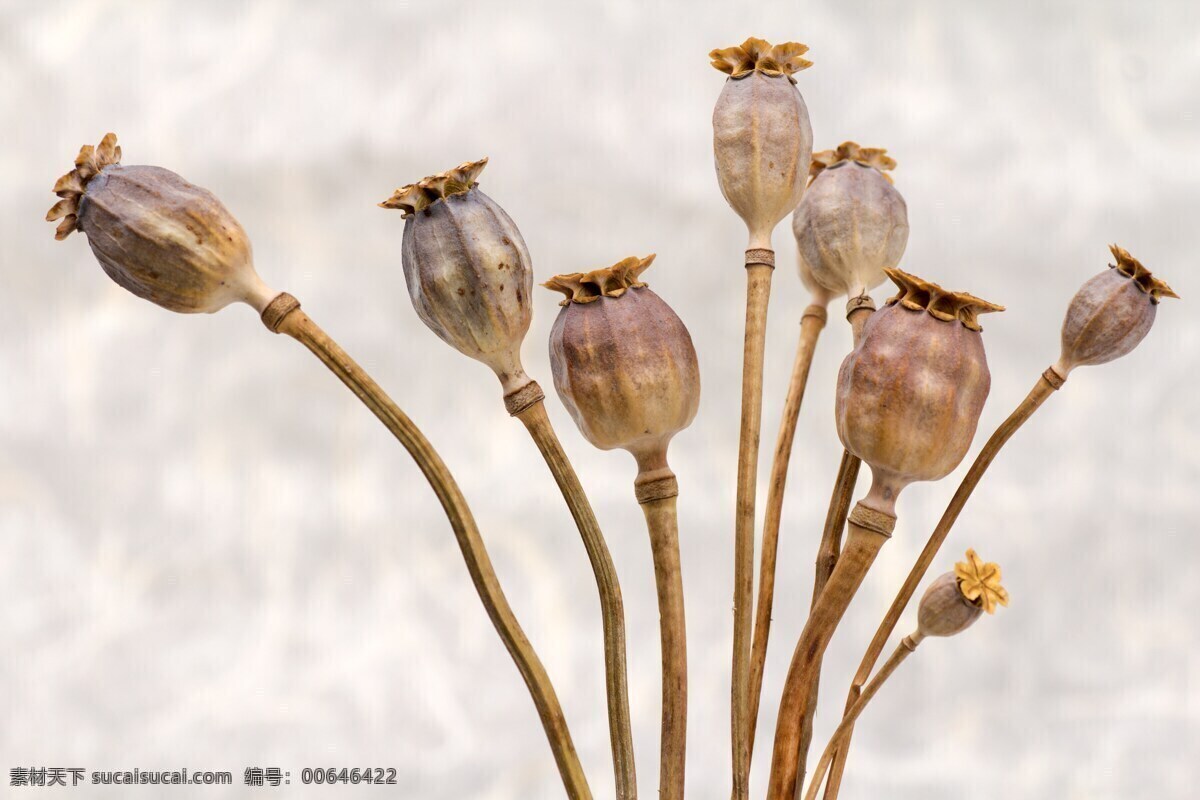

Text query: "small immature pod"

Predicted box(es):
[793, 142, 909, 300]
[836, 269, 1004, 510]
[1055, 244, 1178, 376]
[47, 133, 273, 313]
[710, 38, 814, 244]
[545, 256, 700, 470]
[918, 549, 1009, 639]
[380, 159, 534, 394]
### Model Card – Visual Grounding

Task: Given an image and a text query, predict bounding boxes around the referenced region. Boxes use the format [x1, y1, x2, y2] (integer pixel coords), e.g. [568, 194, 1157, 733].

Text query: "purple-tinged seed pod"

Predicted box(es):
[918, 548, 1009, 638]
[381, 159, 534, 394]
[793, 142, 909, 300]
[835, 269, 1003, 512]
[47, 133, 274, 314]
[1054, 244, 1178, 376]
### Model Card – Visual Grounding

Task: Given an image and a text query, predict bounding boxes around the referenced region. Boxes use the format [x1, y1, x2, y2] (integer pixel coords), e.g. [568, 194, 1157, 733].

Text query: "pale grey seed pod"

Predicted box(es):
[917, 572, 983, 638]
[1055, 244, 1178, 376]
[545, 256, 700, 468]
[381, 159, 534, 393]
[710, 38, 814, 245]
[793, 142, 909, 300]
[47, 133, 274, 314]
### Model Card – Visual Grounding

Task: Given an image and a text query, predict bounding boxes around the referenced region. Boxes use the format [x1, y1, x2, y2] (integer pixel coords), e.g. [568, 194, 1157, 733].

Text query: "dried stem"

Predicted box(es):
[804, 636, 921, 800]
[767, 500, 895, 800]
[745, 306, 828, 764]
[262, 294, 592, 799]
[514, 398, 638, 800]
[821, 367, 1064, 800]
[732, 255, 775, 799]
[636, 460, 687, 800]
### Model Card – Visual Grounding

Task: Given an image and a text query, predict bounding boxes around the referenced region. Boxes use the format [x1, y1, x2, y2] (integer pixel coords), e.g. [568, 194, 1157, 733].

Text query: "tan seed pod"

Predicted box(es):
[793, 142, 908, 300]
[711, 37, 814, 245]
[917, 572, 984, 638]
[380, 158, 535, 393]
[545, 256, 700, 468]
[1055, 244, 1179, 376]
[47, 133, 273, 314]
[835, 269, 1003, 510]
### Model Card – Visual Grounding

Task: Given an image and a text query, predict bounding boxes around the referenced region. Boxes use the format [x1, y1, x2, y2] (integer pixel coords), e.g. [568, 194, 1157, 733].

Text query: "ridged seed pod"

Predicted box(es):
[545, 256, 700, 469]
[793, 142, 909, 300]
[836, 269, 1004, 510]
[1055, 244, 1178, 376]
[380, 159, 534, 393]
[46, 133, 272, 313]
[710, 38, 814, 244]
[918, 549, 1009, 638]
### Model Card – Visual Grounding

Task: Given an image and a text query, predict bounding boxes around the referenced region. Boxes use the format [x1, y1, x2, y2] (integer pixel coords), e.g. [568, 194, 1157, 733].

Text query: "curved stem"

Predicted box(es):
[767, 508, 893, 800]
[821, 368, 1063, 800]
[732, 259, 774, 800]
[515, 398, 637, 800]
[745, 307, 827, 767]
[263, 295, 592, 799]
[637, 465, 687, 800]
[804, 637, 921, 800]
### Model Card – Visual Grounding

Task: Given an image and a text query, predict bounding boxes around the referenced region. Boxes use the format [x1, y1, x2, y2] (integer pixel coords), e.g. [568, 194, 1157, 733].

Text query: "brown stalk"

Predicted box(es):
[732, 254, 775, 800]
[820, 367, 1064, 800]
[262, 294, 592, 800]
[766, 500, 896, 800]
[512, 396, 638, 800]
[744, 305, 829, 762]
[805, 636, 921, 800]
[636, 461, 688, 800]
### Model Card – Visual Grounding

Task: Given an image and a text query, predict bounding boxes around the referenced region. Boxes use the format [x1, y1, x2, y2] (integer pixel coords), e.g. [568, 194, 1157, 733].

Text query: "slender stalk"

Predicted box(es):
[635, 460, 688, 800]
[262, 294, 592, 799]
[732, 255, 775, 800]
[804, 636, 922, 800]
[820, 367, 1063, 800]
[514, 398, 638, 800]
[767, 499, 895, 800]
[745, 306, 827, 764]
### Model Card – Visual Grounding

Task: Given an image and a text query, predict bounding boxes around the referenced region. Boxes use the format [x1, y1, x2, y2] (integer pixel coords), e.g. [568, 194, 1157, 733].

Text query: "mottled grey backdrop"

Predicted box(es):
[2, 1, 1197, 798]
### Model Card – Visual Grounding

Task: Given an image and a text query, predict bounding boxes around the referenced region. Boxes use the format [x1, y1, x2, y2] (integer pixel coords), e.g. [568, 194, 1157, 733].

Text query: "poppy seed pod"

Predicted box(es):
[1055, 245, 1178, 376]
[710, 38, 814, 244]
[380, 158, 534, 394]
[47, 133, 273, 314]
[918, 549, 1008, 638]
[545, 256, 700, 469]
[793, 142, 909, 300]
[836, 269, 1004, 511]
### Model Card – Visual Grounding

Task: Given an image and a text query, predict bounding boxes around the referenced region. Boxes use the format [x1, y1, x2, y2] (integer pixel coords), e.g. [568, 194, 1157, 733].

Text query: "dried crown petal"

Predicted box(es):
[810, 141, 897, 184]
[954, 548, 1009, 614]
[1109, 244, 1178, 303]
[543, 255, 655, 306]
[884, 267, 1004, 331]
[709, 37, 812, 83]
[47, 132, 122, 240]
[379, 157, 489, 217]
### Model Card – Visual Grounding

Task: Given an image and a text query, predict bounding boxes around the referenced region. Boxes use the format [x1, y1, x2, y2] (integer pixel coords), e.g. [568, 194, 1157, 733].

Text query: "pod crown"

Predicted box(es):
[955, 548, 1009, 614]
[884, 268, 1004, 332]
[47, 132, 122, 240]
[709, 38, 812, 83]
[1109, 244, 1178, 303]
[543, 255, 655, 306]
[810, 141, 897, 184]
[379, 158, 489, 217]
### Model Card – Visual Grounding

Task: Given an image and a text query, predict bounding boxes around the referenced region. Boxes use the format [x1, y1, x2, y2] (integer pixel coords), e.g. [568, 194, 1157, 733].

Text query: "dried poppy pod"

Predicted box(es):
[711, 37, 814, 246]
[546, 255, 700, 478]
[380, 158, 535, 395]
[836, 268, 1004, 514]
[1054, 244, 1179, 377]
[793, 142, 909, 303]
[47, 133, 275, 313]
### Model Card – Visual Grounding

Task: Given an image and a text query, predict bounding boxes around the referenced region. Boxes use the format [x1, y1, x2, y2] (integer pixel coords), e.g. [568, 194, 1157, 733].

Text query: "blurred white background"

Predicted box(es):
[2, 1, 1197, 797]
